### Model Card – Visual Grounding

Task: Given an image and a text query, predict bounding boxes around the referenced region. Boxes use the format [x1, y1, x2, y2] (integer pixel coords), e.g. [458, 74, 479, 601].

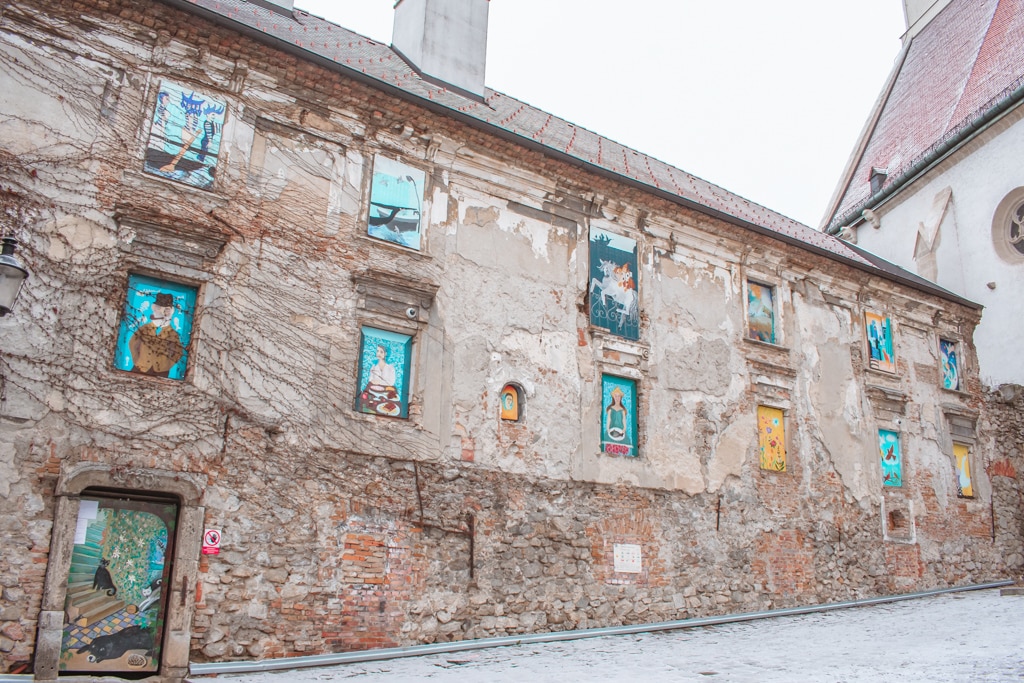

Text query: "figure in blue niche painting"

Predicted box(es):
[128, 292, 184, 378]
[143, 81, 226, 190]
[601, 376, 637, 457]
[605, 386, 628, 443]
[367, 344, 397, 388]
[115, 275, 197, 381]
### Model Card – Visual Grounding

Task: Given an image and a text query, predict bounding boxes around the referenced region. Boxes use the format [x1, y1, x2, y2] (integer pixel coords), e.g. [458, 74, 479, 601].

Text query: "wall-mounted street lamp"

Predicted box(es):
[0, 236, 29, 317]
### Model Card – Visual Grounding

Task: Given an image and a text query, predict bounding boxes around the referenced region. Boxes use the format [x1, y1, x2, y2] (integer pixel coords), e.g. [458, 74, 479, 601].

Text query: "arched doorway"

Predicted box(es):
[58, 489, 178, 676]
[34, 464, 204, 683]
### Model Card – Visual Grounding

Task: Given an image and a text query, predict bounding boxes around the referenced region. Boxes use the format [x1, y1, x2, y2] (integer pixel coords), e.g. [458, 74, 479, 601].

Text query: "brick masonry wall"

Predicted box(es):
[181, 439, 1013, 660]
[986, 384, 1024, 581]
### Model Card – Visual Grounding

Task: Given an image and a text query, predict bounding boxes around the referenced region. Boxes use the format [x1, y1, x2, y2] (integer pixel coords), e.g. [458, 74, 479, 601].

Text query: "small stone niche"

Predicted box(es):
[882, 495, 915, 544]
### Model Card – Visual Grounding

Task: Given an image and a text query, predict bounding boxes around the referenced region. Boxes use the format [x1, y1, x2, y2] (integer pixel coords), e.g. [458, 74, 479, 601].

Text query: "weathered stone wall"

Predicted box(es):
[187, 444, 1005, 658]
[0, 0, 1016, 676]
[985, 384, 1024, 580]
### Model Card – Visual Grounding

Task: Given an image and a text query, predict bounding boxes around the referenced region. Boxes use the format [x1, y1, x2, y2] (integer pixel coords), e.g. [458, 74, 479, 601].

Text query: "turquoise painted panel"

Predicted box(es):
[367, 155, 425, 250]
[879, 429, 903, 487]
[356, 327, 413, 418]
[114, 275, 197, 381]
[143, 80, 225, 190]
[601, 374, 638, 457]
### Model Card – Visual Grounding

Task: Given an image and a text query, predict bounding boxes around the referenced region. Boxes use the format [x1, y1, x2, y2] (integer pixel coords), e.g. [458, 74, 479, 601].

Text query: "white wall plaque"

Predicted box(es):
[613, 543, 642, 573]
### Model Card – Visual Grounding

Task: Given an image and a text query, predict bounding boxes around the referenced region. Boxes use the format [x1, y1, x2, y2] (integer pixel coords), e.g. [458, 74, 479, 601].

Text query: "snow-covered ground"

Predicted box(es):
[206, 588, 1024, 682]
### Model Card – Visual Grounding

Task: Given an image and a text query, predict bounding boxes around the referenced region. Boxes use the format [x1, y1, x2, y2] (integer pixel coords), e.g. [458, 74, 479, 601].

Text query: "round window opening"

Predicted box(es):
[1011, 200, 1024, 256]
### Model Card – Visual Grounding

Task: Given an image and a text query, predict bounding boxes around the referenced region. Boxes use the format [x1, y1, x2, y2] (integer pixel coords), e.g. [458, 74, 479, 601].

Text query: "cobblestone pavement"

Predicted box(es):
[207, 588, 1024, 682]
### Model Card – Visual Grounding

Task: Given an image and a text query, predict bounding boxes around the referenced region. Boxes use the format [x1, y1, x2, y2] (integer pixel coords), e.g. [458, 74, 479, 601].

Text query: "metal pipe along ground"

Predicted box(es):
[186, 580, 1014, 678]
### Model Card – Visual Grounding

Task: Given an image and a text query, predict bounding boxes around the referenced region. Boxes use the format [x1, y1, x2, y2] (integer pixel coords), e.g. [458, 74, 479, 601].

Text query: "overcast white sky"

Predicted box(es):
[294, 1, 907, 228]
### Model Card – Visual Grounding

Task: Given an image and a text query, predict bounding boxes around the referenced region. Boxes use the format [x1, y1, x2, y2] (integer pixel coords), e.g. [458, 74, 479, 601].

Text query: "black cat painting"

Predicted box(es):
[77, 625, 154, 664]
[92, 558, 117, 596]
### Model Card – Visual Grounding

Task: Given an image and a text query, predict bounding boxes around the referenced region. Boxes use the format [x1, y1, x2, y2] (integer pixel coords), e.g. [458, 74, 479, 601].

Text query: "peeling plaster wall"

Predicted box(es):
[0, 1, 1017, 677]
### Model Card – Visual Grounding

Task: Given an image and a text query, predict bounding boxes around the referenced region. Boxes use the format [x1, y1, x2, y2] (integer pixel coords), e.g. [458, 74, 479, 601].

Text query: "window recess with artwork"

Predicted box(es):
[864, 310, 897, 374]
[953, 443, 974, 498]
[757, 406, 787, 472]
[878, 429, 903, 488]
[366, 154, 427, 251]
[59, 492, 177, 676]
[350, 270, 436, 423]
[939, 338, 962, 391]
[600, 374, 639, 457]
[114, 274, 198, 381]
[355, 326, 413, 418]
[746, 280, 779, 345]
[500, 383, 524, 422]
[143, 80, 226, 191]
[589, 227, 640, 341]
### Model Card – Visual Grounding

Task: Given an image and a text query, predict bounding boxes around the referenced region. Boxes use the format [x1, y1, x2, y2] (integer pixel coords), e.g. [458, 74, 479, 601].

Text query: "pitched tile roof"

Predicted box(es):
[824, 0, 1024, 232]
[165, 0, 978, 307]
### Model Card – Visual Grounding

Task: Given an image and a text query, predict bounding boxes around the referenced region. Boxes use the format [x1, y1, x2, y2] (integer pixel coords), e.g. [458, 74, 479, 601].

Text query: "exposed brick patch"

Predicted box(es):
[585, 504, 666, 589]
[990, 459, 1017, 479]
[752, 530, 816, 602]
[885, 543, 924, 582]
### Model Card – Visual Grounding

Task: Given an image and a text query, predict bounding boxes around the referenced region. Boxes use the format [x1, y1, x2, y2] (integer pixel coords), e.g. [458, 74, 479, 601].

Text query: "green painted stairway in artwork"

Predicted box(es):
[65, 540, 124, 626]
[65, 519, 126, 627]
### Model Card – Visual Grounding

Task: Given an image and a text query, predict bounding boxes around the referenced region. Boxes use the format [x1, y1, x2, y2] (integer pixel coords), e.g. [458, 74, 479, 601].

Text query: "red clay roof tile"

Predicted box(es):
[826, 0, 1024, 231]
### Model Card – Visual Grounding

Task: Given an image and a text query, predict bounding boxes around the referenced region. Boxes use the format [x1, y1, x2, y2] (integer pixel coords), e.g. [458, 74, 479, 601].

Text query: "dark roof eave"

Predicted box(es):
[158, 0, 980, 311]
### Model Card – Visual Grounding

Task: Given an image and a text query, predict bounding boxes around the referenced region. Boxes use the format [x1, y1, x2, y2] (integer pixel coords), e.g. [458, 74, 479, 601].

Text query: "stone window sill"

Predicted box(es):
[743, 337, 790, 353]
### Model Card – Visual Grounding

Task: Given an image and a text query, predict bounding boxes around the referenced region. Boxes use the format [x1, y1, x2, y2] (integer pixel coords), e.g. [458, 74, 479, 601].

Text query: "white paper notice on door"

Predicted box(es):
[74, 499, 100, 545]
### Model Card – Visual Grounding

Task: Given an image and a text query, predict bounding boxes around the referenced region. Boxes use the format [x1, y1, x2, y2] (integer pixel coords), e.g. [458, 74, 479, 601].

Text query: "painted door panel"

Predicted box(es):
[59, 495, 177, 675]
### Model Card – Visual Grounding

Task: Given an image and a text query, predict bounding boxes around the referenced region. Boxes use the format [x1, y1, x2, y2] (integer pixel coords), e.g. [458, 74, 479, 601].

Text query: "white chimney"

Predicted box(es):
[393, 0, 489, 98]
[251, 0, 293, 16]
[902, 0, 953, 44]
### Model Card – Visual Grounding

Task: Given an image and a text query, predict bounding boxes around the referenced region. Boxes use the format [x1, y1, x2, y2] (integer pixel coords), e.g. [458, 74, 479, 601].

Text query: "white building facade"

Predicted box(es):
[823, 0, 1024, 388]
